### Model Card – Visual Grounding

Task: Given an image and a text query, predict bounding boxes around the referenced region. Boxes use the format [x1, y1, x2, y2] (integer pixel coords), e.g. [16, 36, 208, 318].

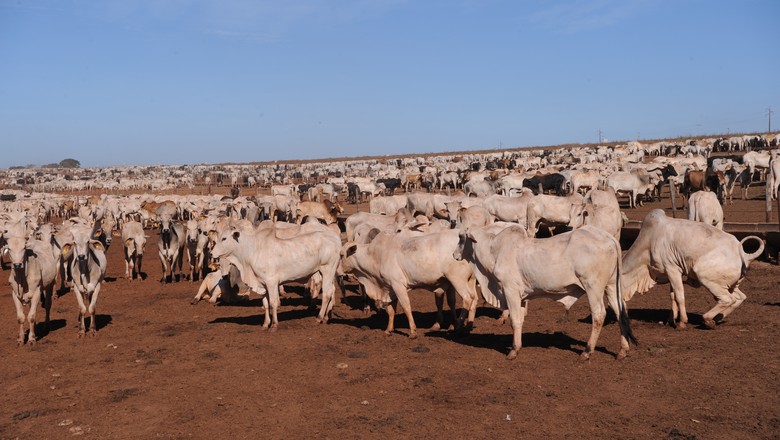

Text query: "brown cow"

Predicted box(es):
[296, 200, 343, 225]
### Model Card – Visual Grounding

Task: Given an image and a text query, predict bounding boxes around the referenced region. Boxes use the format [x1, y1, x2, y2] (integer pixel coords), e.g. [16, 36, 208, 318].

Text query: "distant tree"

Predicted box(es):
[59, 158, 80, 168]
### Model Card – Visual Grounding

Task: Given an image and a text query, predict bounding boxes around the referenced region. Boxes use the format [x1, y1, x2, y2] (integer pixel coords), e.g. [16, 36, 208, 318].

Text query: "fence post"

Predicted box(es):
[766, 172, 773, 223]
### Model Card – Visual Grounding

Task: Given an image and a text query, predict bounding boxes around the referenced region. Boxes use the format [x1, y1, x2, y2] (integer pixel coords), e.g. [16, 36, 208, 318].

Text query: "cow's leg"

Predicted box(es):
[581, 286, 607, 360]
[176, 251, 184, 282]
[11, 291, 25, 346]
[191, 277, 211, 304]
[267, 283, 281, 331]
[260, 295, 271, 329]
[432, 288, 445, 331]
[317, 272, 337, 324]
[446, 287, 459, 331]
[75, 291, 87, 337]
[43, 285, 53, 334]
[504, 288, 527, 360]
[667, 269, 688, 329]
[496, 309, 510, 326]
[384, 298, 398, 335]
[604, 282, 630, 359]
[700, 281, 739, 328]
[391, 283, 417, 339]
[448, 274, 476, 329]
[158, 252, 169, 283]
[89, 284, 101, 336]
[124, 252, 132, 280]
[26, 287, 41, 345]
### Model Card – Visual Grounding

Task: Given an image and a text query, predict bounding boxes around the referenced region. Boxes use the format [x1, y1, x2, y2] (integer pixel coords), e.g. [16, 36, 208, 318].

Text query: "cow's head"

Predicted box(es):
[339, 242, 360, 275]
[210, 229, 240, 262]
[185, 219, 199, 245]
[567, 203, 589, 229]
[6, 236, 28, 272]
[63, 226, 104, 276]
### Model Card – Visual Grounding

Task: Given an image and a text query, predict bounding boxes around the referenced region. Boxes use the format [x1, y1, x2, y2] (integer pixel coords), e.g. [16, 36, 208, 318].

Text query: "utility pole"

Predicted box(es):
[598, 129, 604, 144]
[768, 107, 774, 133]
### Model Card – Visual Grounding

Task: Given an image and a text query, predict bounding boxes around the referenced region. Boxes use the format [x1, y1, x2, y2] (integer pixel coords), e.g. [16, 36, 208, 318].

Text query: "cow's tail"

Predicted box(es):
[613, 236, 638, 347]
[739, 236, 765, 275]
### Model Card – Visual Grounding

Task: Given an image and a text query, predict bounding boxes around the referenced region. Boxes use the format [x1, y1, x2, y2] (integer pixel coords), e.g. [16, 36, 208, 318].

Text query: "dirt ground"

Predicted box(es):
[1, 187, 779, 439]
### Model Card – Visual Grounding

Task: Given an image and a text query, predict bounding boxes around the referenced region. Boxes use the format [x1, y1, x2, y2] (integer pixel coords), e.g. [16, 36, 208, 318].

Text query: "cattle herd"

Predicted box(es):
[1, 133, 778, 361]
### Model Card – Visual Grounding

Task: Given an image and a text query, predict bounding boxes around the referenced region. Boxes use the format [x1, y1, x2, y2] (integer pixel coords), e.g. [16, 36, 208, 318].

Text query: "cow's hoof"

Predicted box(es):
[90, 331, 96, 337]
[703, 319, 716, 329]
[430, 322, 441, 331]
[675, 322, 687, 330]
[579, 351, 591, 361]
[190, 298, 199, 305]
[269, 326, 278, 333]
[506, 349, 518, 360]
[616, 350, 627, 360]
[17, 340, 23, 347]
[28, 338, 36, 346]
[78, 331, 85, 338]
[384, 330, 393, 336]
[408, 332, 418, 340]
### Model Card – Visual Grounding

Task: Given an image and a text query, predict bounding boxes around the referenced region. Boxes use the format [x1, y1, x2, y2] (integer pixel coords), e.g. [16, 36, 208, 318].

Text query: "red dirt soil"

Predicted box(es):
[1, 191, 778, 439]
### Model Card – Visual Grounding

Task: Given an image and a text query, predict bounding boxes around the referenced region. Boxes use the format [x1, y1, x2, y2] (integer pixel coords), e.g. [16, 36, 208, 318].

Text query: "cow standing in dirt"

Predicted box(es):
[158, 211, 185, 283]
[6, 233, 57, 345]
[62, 225, 108, 337]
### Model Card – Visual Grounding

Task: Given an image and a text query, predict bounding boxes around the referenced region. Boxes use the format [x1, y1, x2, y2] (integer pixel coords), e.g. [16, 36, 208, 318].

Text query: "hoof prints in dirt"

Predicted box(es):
[110, 387, 140, 403]
[12, 408, 49, 421]
[668, 428, 697, 440]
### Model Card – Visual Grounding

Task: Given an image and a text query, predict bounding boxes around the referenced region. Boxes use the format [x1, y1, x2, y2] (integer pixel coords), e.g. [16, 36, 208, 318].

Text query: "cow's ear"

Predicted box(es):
[343, 243, 358, 258]
[90, 240, 104, 251]
[232, 231, 240, 242]
[367, 228, 381, 242]
[61, 243, 74, 259]
[125, 238, 134, 248]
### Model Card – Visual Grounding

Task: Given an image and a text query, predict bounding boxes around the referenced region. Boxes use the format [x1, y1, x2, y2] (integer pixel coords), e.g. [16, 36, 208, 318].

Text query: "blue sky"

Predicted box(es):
[1, 0, 778, 167]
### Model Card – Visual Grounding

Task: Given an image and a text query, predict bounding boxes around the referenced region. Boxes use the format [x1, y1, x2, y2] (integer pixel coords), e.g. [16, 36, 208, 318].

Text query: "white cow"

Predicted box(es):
[121, 221, 146, 281]
[621, 210, 764, 329]
[6, 234, 57, 345]
[606, 170, 657, 208]
[526, 193, 584, 236]
[62, 225, 108, 337]
[482, 192, 533, 225]
[567, 188, 624, 240]
[210, 227, 341, 329]
[454, 225, 636, 360]
[340, 229, 477, 337]
[687, 191, 724, 229]
[369, 195, 408, 215]
[157, 212, 185, 283]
